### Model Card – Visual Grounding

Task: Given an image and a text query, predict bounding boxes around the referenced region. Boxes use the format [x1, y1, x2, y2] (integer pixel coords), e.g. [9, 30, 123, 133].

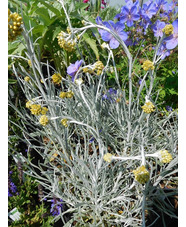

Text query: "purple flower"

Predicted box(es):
[96, 18, 128, 49]
[141, 1, 157, 20]
[118, 3, 140, 27]
[8, 175, 17, 197]
[164, 19, 178, 50]
[50, 198, 63, 216]
[165, 106, 173, 112]
[157, 42, 170, 60]
[152, 19, 166, 37]
[139, 79, 142, 85]
[155, 0, 168, 10]
[67, 60, 83, 82]
[102, 88, 117, 101]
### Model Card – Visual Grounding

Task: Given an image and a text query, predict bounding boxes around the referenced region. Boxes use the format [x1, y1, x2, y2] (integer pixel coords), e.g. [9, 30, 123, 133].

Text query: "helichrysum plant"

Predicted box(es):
[9, 0, 178, 226]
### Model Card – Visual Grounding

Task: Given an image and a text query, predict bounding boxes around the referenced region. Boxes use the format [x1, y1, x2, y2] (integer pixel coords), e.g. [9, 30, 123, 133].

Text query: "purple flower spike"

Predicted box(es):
[50, 198, 64, 216]
[164, 19, 178, 50]
[96, 18, 128, 49]
[67, 60, 83, 81]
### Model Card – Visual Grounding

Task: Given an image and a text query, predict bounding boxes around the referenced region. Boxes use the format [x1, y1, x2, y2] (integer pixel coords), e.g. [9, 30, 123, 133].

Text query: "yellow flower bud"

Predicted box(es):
[52, 73, 62, 84]
[163, 24, 174, 36]
[142, 60, 154, 71]
[41, 107, 48, 115]
[159, 150, 173, 163]
[103, 153, 113, 163]
[61, 118, 68, 127]
[133, 165, 150, 184]
[39, 115, 49, 126]
[142, 101, 155, 114]
[30, 104, 42, 115]
[24, 76, 30, 82]
[59, 92, 67, 99]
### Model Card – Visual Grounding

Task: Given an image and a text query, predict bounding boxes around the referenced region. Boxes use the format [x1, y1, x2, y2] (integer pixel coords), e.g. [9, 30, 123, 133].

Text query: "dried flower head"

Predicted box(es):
[142, 60, 155, 71]
[26, 100, 32, 109]
[41, 107, 48, 115]
[24, 76, 30, 82]
[39, 115, 49, 126]
[66, 91, 74, 98]
[30, 104, 42, 115]
[59, 92, 67, 99]
[142, 101, 155, 114]
[158, 150, 173, 163]
[52, 73, 62, 85]
[57, 31, 76, 52]
[103, 153, 113, 163]
[93, 61, 104, 75]
[133, 165, 150, 184]
[61, 118, 68, 127]
[163, 24, 174, 36]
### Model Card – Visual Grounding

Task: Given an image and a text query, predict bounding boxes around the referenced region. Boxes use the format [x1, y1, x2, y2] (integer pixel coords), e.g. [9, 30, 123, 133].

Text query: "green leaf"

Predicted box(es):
[38, 0, 61, 16]
[8, 79, 17, 84]
[52, 27, 62, 41]
[34, 7, 51, 25]
[32, 25, 45, 34]
[82, 33, 99, 60]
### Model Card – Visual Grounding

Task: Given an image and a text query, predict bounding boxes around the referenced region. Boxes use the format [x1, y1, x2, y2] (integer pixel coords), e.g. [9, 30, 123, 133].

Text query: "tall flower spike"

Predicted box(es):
[133, 165, 150, 184]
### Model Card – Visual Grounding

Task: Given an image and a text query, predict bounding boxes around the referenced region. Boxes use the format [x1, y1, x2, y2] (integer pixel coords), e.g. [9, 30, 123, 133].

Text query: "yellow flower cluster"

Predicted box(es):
[39, 115, 49, 126]
[61, 118, 68, 127]
[24, 76, 30, 82]
[52, 73, 62, 84]
[57, 31, 76, 52]
[159, 150, 173, 163]
[103, 153, 113, 163]
[28, 60, 32, 67]
[142, 101, 155, 114]
[30, 104, 42, 115]
[133, 165, 150, 184]
[93, 61, 104, 75]
[59, 91, 74, 99]
[41, 107, 48, 115]
[26, 100, 32, 109]
[162, 24, 174, 36]
[83, 67, 93, 74]
[8, 9, 23, 42]
[142, 60, 155, 71]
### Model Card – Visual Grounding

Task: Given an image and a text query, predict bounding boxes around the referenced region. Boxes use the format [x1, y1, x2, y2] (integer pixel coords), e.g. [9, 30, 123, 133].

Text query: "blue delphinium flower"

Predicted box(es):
[67, 60, 83, 82]
[164, 19, 178, 50]
[50, 198, 63, 216]
[96, 18, 128, 49]
[165, 106, 173, 112]
[152, 19, 166, 37]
